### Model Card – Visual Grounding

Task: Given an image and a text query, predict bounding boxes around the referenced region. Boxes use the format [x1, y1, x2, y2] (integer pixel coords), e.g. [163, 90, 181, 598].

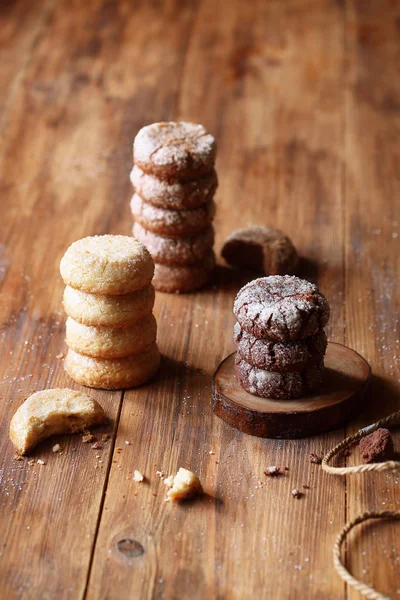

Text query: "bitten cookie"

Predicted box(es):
[60, 235, 154, 295]
[66, 314, 157, 359]
[65, 343, 160, 389]
[234, 324, 327, 372]
[234, 276, 330, 342]
[130, 165, 217, 210]
[133, 122, 216, 181]
[235, 354, 324, 399]
[153, 251, 215, 293]
[130, 194, 215, 238]
[133, 223, 214, 265]
[222, 226, 298, 275]
[63, 285, 155, 328]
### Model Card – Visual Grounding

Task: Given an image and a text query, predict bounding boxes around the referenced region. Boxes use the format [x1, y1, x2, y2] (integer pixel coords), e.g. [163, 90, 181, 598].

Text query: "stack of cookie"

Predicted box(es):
[233, 275, 330, 399]
[60, 235, 160, 390]
[131, 121, 217, 293]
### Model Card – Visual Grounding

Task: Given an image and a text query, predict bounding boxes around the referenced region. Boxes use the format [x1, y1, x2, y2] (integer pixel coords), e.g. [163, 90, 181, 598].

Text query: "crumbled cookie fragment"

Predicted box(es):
[359, 428, 394, 464]
[291, 488, 302, 499]
[37, 459, 45, 465]
[14, 454, 23, 461]
[82, 433, 95, 443]
[52, 444, 62, 453]
[91, 442, 101, 450]
[309, 452, 322, 464]
[264, 466, 281, 476]
[56, 353, 64, 360]
[133, 470, 144, 482]
[164, 468, 203, 503]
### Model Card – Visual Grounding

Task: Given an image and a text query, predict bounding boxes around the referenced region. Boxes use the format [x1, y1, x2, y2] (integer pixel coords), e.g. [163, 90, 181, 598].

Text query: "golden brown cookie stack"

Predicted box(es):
[131, 121, 217, 293]
[60, 235, 160, 389]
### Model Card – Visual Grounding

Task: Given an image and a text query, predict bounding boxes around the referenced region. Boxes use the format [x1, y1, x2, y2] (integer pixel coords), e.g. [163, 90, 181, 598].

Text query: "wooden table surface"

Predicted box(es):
[1, 1, 399, 598]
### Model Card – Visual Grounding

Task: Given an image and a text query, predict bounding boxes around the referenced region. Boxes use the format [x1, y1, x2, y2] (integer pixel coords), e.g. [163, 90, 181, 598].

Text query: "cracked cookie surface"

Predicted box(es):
[234, 275, 330, 342]
[234, 324, 327, 372]
[133, 122, 216, 181]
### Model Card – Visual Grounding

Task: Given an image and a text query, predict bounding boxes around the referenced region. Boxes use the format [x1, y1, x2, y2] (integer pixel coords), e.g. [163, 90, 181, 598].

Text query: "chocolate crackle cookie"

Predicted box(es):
[234, 324, 327, 372]
[235, 354, 324, 399]
[133, 122, 216, 182]
[234, 275, 330, 342]
[222, 226, 298, 275]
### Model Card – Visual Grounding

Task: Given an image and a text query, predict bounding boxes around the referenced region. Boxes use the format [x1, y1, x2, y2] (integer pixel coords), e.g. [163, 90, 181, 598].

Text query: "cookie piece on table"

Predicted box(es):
[222, 226, 298, 275]
[133, 122, 216, 182]
[66, 314, 157, 359]
[234, 275, 330, 342]
[133, 223, 214, 266]
[60, 235, 154, 295]
[63, 285, 155, 328]
[359, 428, 395, 463]
[130, 194, 215, 238]
[235, 354, 324, 399]
[164, 468, 203, 503]
[10, 389, 106, 455]
[130, 165, 217, 210]
[65, 343, 160, 390]
[153, 251, 215, 293]
[234, 323, 327, 372]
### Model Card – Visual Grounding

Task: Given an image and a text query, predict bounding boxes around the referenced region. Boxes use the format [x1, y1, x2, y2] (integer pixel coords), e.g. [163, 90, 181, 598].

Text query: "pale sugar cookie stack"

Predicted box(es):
[60, 235, 160, 389]
[131, 121, 217, 293]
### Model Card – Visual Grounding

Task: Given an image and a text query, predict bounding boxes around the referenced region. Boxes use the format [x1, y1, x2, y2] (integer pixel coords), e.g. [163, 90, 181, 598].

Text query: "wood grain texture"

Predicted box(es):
[0, 0, 398, 599]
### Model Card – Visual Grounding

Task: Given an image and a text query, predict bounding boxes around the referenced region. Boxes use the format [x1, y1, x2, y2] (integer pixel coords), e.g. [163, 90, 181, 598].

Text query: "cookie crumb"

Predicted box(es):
[264, 466, 281, 476]
[309, 452, 322, 464]
[125, 440, 130, 445]
[37, 459, 45, 465]
[101, 434, 110, 442]
[91, 442, 101, 450]
[156, 470, 165, 478]
[164, 468, 203, 503]
[52, 444, 62, 453]
[14, 454, 23, 461]
[82, 433, 95, 443]
[133, 470, 144, 482]
[56, 353, 64, 360]
[359, 428, 394, 464]
[291, 488, 302, 499]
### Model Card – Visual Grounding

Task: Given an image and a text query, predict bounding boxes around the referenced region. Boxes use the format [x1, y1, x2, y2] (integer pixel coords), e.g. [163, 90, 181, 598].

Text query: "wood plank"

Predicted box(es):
[87, 1, 348, 598]
[344, 2, 400, 598]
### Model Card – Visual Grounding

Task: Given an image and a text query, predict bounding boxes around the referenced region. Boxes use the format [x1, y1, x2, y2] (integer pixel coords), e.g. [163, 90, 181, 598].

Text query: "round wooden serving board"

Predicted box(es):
[212, 342, 371, 439]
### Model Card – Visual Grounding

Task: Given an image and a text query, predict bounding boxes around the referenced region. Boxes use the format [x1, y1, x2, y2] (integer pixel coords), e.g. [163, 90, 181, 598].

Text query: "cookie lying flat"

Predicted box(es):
[63, 285, 155, 328]
[235, 354, 324, 399]
[10, 388, 106, 455]
[153, 251, 215, 293]
[60, 235, 154, 295]
[222, 226, 298, 275]
[133, 223, 214, 266]
[234, 276, 330, 342]
[65, 343, 160, 390]
[133, 122, 216, 181]
[130, 165, 217, 210]
[130, 194, 216, 238]
[234, 323, 327, 372]
[66, 314, 157, 359]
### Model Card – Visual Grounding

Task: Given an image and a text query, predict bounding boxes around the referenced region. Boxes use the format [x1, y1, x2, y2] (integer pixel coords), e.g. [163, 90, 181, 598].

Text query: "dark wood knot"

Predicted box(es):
[116, 539, 144, 558]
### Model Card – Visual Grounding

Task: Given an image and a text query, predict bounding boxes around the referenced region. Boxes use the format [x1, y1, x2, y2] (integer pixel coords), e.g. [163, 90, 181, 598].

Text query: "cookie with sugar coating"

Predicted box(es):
[65, 343, 160, 389]
[66, 314, 157, 359]
[60, 235, 154, 295]
[133, 122, 216, 181]
[153, 251, 215, 293]
[130, 194, 215, 238]
[130, 165, 217, 210]
[133, 223, 214, 266]
[63, 285, 155, 328]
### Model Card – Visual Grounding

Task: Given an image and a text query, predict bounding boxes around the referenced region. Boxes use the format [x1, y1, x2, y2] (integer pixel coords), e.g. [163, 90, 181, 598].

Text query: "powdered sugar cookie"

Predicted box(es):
[133, 122, 216, 181]
[65, 343, 160, 389]
[130, 194, 215, 238]
[63, 285, 155, 328]
[153, 251, 215, 293]
[234, 276, 330, 342]
[235, 353, 324, 399]
[60, 235, 154, 295]
[133, 223, 214, 265]
[234, 323, 327, 372]
[222, 226, 298, 275]
[130, 165, 217, 210]
[66, 314, 157, 359]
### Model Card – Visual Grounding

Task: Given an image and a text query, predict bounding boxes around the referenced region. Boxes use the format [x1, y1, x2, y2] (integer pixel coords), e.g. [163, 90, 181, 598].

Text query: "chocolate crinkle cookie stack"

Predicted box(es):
[233, 275, 330, 399]
[60, 235, 160, 390]
[131, 121, 217, 293]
